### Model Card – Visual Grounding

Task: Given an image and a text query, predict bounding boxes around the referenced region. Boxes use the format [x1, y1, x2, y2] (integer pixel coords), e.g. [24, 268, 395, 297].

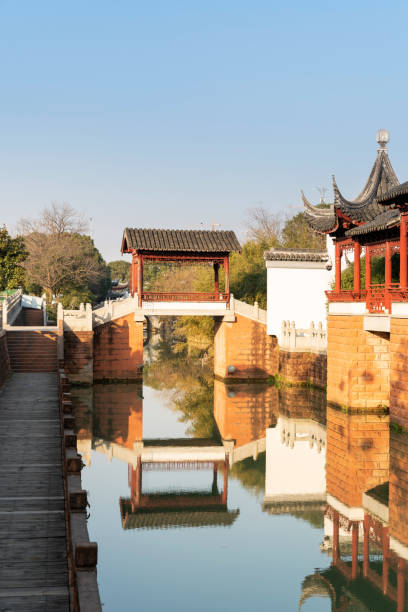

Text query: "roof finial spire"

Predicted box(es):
[376, 128, 389, 151]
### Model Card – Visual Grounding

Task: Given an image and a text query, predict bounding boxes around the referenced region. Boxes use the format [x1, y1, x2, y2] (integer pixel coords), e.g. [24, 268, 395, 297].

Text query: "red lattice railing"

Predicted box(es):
[325, 290, 367, 302]
[141, 291, 229, 302]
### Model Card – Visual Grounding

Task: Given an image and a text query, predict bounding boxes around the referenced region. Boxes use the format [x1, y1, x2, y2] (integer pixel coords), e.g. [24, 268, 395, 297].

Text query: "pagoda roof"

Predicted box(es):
[122, 228, 241, 254]
[345, 208, 400, 237]
[264, 247, 329, 263]
[378, 180, 408, 203]
[303, 131, 399, 235]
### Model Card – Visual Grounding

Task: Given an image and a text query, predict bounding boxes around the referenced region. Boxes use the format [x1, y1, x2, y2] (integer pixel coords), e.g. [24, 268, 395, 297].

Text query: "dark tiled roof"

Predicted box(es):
[378, 181, 408, 203]
[346, 209, 400, 236]
[301, 192, 338, 234]
[122, 228, 241, 253]
[264, 248, 329, 262]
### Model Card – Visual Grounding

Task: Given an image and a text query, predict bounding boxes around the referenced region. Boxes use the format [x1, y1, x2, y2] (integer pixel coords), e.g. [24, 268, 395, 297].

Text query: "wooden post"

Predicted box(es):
[400, 213, 408, 289]
[138, 254, 143, 308]
[132, 253, 138, 298]
[397, 559, 405, 612]
[354, 242, 361, 293]
[382, 526, 389, 595]
[332, 510, 339, 565]
[335, 242, 342, 293]
[363, 514, 369, 577]
[212, 462, 218, 494]
[221, 455, 228, 504]
[351, 521, 359, 579]
[224, 256, 229, 297]
[365, 245, 371, 291]
[385, 241, 392, 287]
[214, 263, 219, 298]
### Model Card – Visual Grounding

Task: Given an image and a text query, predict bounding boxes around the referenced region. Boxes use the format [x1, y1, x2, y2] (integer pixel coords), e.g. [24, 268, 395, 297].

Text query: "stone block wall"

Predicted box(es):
[326, 407, 389, 508]
[327, 315, 390, 409]
[93, 314, 143, 382]
[0, 331, 10, 387]
[278, 350, 326, 388]
[64, 331, 94, 385]
[278, 385, 326, 424]
[389, 429, 408, 548]
[390, 317, 408, 427]
[214, 314, 278, 381]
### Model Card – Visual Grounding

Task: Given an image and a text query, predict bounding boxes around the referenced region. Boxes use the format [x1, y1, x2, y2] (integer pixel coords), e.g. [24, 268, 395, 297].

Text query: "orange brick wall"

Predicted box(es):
[214, 314, 278, 381]
[279, 350, 327, 388]
[213, 379, 278, 446]
[389, 429, 408, 547]
[93, 314, 143, 382]
[327, 315, 390, 409]
[390, 317, 408, 427]
[326, 407, 389, 508]
[0, 332, 10, 387]
[64, 331, 94, 385]
[93, 383, 143, 447]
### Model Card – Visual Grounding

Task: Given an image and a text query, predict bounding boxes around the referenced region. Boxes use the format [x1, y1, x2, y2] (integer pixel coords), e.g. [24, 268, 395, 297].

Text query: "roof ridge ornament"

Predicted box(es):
[376, 128, 390, 151]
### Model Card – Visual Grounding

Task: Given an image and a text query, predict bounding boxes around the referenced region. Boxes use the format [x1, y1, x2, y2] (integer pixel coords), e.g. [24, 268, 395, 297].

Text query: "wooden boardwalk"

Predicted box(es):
[0, 373, 70, 611]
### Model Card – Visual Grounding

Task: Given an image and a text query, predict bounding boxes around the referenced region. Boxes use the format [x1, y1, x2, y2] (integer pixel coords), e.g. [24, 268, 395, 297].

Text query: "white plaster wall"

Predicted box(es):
[266, 265, 329, 340]
[264, 422, 326, 498]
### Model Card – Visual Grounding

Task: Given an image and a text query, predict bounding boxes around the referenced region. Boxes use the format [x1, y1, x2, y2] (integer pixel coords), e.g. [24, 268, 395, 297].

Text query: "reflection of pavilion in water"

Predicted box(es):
[73, 383, 239, 530]
[301, 408, 408, 612]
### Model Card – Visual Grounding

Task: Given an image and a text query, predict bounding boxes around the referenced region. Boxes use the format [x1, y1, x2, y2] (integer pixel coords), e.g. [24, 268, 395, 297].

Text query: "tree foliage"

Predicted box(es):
[281, 212, 326, 249]
[108, 260, 130, 283]
[0, 226, 27, 290]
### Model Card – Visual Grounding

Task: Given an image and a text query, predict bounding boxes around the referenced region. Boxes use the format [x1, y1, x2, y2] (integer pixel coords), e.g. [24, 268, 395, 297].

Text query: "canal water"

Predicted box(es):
[72, 334, 402, 612]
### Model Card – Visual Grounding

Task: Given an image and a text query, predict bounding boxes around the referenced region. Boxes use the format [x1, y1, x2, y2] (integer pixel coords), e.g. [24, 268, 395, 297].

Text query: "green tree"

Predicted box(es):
[0, 226, 27, 290]
[281, 212, 326, 249]
[108, 260, 130, 283]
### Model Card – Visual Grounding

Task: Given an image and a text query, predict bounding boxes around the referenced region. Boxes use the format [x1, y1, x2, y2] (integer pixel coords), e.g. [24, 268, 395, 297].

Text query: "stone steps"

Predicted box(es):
[6, 331, 58, 373]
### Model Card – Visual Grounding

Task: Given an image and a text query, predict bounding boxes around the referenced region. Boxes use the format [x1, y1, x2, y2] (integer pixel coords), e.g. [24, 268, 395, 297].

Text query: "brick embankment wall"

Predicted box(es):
[0, 330, 11, 387]
[326, 406, 389, 508]
[278, 350, 327, 388]
[93, 383, 143, 447]
[390, 317, 408, 427]
[93, 314, 144, 382]
[213, 379, 278, 445]
[389, 429, 408, 548]
[64, 331, 93, 385]
[278, 385, 326, 424]
[13, 307, 43, 326]
[6, 330, 57, 372]
[327, 315, 390, 410]
[214, 314, 278, 381]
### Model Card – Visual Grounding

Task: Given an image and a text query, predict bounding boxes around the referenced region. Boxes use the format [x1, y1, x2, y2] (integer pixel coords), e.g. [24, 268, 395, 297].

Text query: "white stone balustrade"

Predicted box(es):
[280, 320, 327, 353]
[1, 289, 23, 327]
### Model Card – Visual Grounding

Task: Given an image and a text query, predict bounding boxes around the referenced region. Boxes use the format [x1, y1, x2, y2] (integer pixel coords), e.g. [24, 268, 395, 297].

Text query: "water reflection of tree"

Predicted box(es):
[230, 454, 266, 498]
[144, 338, 218, 439]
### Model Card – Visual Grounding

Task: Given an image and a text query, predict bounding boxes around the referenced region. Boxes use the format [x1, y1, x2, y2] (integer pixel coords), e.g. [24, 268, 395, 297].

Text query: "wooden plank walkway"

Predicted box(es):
[0, 373, 70, 611]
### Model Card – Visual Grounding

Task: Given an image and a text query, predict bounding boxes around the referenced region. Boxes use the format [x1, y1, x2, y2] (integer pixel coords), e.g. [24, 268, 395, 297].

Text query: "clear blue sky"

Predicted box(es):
[1, 0, 407, 261]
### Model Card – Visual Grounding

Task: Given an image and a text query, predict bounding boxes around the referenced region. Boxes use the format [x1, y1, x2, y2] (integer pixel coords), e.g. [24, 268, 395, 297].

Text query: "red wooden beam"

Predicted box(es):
[400, 213, 408, 289]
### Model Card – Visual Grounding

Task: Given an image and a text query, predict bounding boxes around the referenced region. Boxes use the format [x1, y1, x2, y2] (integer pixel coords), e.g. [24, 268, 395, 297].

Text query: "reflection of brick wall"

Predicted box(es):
[214, 314, 278, 380]
[64, 331, 93, 385]
[93, 314, 143, 382]
[326, 407, 389, 508]
[390, 430, 408, 547]
[278, 386, 326, 424]
[0, 332, 10, 387]
[390, 317, 408, 427]
[327, 315, 390, 409]
[213, 379, 278, 446]
[93, 384, 143, 447]
[279, 351, 326, 387]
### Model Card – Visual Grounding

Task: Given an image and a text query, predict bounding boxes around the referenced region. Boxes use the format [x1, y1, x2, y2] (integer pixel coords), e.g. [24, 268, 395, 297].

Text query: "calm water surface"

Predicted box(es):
[72, 337, 403, 612]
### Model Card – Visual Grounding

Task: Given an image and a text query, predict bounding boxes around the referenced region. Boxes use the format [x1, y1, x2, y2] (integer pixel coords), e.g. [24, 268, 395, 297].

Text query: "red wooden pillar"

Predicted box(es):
[212, 462, 218, 494]
[332, 510, 339, 565]
[397, 559, 405, 612]
[335, 242, 342, 293]
[214, 263, 219, 297]
[400, 213, 408, 289]
[385, 241, 392, 287]
[137, 253, 143, 308]
[221, 455, 228, 504]
[354, 242, 361, 293]
[365, 246, 371, 291]
[224, 256, 229, 298]
[363, 515, 369, 577]
[352, 521, 359, 579]
[382, 526, 389, 595]
[131, 252, 138, 298]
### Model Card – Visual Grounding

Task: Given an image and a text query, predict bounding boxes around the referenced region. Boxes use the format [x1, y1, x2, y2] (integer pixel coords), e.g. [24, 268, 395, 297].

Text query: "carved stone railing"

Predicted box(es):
[60, 303, 93, 331]
[281, 320, 327, 353]
[92, 295, 138, 327]
[233, 298, 267, 324]
[1, 289, 23, 327]
[141, 291, 229, 302]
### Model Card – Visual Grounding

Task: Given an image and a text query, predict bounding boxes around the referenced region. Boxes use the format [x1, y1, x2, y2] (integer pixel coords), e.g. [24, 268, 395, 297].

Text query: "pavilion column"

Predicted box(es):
[335, 242, 342, 293]
[221, 455, 228, 505]
[131, 252, 138, 298]
[397, 559, 405, 612]
[385, 241, 392, 287]
[365, 246, 371, 291]
[137, 253, 143, 308]
[400, 213, 408, 289]
[363, 515, 369, 577]
[382, 527, 389, 595]
[351, 521, 359, 579]
[214, 263, 219, 298]
[224, 256, 229, 298]
[353, 242, 361, 293]
[332, 510, 339, 565]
